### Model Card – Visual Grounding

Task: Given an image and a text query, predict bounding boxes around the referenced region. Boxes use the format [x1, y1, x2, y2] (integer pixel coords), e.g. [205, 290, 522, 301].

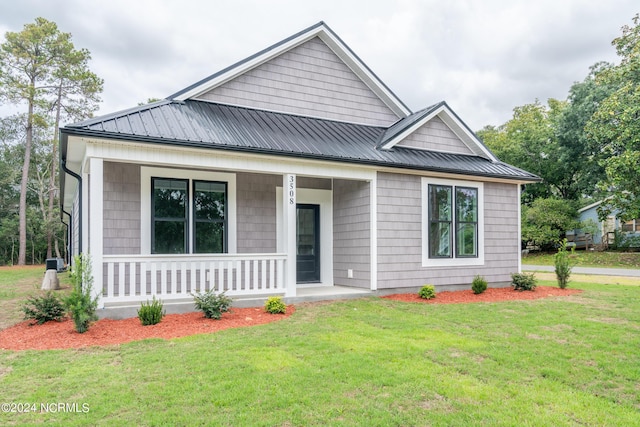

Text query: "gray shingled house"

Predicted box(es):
[59, 22, 539, 310]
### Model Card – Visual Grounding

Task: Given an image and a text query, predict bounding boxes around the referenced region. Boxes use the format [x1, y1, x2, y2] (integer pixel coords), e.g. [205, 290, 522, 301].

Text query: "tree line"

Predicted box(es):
[0, 17, 102, 265]
[1, 15, 639, 264]
[478, 14, 640, 249]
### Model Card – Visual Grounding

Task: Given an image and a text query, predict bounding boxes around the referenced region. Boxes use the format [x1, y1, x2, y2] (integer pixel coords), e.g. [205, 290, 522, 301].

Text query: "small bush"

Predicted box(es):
[22, 291, 66, 325]
[65, 254, 99, 333]
[554, 239, 572, 289]
[138, 296, 165, 325]
[418, 285, 436, 300]
[264, 296, 287, 314]
[192, 290, 232, 319]
[511, 272, 537, 291]
[471, 275, 488, 295]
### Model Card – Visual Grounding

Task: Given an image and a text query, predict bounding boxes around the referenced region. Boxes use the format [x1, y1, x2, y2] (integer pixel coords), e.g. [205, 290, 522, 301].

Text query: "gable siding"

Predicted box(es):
[333, 179, 371, 288]
[196, 37, 400, 126]
[376, 172, 520, 289]
[395, 116, 474, 154]
[236, 172, 279, 253]
[103, 162, 141, 255]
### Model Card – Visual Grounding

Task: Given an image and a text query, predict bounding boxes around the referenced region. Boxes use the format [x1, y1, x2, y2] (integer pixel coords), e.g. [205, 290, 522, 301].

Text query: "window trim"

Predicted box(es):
[141, 167, 236, 255]
[422, 177, 484, 267]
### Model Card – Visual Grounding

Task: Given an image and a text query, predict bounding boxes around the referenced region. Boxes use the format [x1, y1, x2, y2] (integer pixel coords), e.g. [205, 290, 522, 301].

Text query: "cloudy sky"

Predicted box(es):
[0, 0, 637, 131]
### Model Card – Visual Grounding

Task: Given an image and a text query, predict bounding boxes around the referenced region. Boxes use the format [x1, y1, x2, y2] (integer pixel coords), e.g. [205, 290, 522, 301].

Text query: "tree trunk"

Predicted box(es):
[18, 91, 34, 265]
[47, 84, 63, 259]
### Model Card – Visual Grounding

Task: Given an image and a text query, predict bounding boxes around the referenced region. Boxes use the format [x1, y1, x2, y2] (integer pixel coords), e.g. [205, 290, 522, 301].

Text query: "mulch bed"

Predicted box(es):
[382, 286, 581, 304]
[0, 307, 294, 351]
[1, 286, 581, 351]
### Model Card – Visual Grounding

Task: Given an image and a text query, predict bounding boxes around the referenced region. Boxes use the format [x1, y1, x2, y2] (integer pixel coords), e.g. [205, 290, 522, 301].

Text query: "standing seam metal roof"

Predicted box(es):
[62, 100, 540, 182]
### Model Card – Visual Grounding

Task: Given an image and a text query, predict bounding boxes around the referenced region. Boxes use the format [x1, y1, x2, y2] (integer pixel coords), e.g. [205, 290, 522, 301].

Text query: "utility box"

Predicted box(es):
[46, 258, 58, 271]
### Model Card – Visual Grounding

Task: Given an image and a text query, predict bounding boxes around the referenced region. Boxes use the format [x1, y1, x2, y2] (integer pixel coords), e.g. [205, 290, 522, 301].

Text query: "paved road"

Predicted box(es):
[522, 264, 640, 278]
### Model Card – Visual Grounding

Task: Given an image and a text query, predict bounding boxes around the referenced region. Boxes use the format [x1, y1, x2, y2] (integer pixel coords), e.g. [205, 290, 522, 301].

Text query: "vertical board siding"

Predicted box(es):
[395, 116, 473, 154]
[236, 172, 279, 253]
[72, 192, 80, 257]
[196, 37, 400, 127]
[376, 172, 520, 289]
[103, 162, 141, 255]
[333, 179, 371, 288]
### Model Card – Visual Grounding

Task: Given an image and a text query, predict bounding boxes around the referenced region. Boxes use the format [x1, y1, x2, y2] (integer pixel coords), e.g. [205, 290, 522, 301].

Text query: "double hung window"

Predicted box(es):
[152, 178, 227, 254]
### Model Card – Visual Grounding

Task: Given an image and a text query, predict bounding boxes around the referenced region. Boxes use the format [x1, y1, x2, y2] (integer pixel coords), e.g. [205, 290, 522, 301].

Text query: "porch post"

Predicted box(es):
[283, 174, 296, 297]
[88, 157, 104, 309]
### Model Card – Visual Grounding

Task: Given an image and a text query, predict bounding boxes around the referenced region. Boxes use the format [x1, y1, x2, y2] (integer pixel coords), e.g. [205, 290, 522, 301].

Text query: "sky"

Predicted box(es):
[0, 0, 638, 131]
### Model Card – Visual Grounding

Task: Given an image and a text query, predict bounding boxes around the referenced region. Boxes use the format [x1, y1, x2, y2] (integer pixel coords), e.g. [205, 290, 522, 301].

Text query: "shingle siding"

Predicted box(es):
[333, 179, 370, 288]
[376, 172, 520, 289]
[103, 162, 141, 255]
[196, 37, 400, 126]
[236, 172, 279, 253]
[396, 116, 474, 155]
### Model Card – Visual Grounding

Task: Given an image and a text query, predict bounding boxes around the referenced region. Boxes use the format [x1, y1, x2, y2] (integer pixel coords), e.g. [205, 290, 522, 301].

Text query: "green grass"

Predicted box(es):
[523, 250, 640, 269]
[1, 275, 640, 425]
[0, 265, 71, 329]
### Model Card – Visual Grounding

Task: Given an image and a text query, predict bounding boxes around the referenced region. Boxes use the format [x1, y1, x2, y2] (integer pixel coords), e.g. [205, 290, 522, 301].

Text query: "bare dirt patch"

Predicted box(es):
[0, 307, 294, 351]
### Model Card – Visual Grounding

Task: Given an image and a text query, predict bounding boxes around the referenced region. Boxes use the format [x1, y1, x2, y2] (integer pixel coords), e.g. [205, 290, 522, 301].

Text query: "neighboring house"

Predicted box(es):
[59, 22, 540, 310]
[578, 200, 640, 246]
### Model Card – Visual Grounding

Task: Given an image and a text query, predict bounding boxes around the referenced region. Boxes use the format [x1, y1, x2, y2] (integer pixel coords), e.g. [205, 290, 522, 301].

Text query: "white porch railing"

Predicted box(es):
[101, 253, 286, 304]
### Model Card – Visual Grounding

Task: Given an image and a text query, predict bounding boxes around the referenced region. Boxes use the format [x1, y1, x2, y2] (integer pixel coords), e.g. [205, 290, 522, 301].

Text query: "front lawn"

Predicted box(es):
[1, 276, 639, 425]
[523, 250, 640, 269]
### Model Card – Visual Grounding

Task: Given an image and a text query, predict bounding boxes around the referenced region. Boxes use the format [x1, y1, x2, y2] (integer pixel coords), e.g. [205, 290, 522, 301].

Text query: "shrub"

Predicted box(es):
[511, 272, 537, 291]
[264, 296, 287, 314]
[22, 291, 66, 325]
[64, 254, 99, 333]
[418, 285, 436, 300]
[192, 290, 232, 319]
[471, 275, 488, 295]
[138, 296, 165, 325]
[554, 239, 572, 289]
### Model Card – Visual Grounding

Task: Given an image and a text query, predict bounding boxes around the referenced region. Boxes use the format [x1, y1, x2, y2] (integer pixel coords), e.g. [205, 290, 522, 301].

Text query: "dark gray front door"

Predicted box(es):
[296, 204, 320, 283]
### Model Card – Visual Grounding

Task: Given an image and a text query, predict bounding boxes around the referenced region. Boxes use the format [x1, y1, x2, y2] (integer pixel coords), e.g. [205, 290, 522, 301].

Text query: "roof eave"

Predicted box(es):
[59, 127, 541, 184]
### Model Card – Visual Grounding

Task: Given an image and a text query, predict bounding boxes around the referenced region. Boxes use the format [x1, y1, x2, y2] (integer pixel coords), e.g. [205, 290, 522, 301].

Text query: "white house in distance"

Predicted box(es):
[59, 22, 540, 311]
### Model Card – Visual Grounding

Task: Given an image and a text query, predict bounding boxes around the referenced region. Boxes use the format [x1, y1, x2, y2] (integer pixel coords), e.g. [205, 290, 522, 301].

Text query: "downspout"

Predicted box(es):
[61, 159, 82, 254]
[62, 209, 71, 264]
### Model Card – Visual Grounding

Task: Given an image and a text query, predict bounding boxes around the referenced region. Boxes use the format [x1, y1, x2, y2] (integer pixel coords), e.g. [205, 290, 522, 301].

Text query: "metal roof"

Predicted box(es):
[61, 100, 540, 182]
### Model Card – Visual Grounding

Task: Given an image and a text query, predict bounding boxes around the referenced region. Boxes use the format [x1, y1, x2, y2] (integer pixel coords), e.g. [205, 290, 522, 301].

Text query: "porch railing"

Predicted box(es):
[101, 253, 286, 304]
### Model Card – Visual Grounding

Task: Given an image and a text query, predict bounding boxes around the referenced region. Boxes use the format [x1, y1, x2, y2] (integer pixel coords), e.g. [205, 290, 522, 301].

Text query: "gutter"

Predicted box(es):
[61, 158, 82, 254]
[62, 209, 71, 264]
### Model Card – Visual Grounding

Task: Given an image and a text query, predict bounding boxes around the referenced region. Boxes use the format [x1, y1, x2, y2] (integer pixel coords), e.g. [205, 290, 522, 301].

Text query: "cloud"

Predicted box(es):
[0, 0, 637, 130]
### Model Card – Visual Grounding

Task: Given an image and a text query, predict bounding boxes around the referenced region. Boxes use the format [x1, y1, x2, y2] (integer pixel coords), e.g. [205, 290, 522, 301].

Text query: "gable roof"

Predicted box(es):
[61, 100, 539, 182]
[168, 21, 411, 119]
[378, 101, 497, 161]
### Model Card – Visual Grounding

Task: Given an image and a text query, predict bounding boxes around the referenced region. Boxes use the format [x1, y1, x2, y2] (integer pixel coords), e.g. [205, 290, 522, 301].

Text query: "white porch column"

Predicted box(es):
[283, 174, 296, 297]
[370, 175, 378, 291]
[88, 157, 104, 308]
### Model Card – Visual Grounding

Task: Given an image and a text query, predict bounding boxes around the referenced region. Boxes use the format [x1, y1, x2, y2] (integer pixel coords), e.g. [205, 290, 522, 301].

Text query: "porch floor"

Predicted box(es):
[98, 285, 374, 319]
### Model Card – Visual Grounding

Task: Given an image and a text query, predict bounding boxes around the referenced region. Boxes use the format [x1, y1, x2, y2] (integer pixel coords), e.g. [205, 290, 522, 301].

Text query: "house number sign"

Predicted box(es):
[288, 175, 296, 205]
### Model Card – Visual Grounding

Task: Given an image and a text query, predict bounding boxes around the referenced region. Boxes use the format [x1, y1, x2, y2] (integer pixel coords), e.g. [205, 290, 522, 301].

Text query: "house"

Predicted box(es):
[578, 200, 640, 246]
[59, 22, 540, 311]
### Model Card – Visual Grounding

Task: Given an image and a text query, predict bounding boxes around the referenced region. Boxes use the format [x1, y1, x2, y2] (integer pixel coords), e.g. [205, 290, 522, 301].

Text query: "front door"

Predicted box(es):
[296, 204, 320, 283]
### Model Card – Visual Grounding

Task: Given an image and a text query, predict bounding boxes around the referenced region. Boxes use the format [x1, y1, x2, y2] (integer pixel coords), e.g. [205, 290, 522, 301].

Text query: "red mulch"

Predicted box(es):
[382, 286, 581, 304]
[1, 286, 581, 351]
[0, 307, 294, 351]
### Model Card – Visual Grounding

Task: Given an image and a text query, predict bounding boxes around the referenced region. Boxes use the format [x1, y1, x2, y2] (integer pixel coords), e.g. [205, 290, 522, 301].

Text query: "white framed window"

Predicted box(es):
[141, 167, 236, 254]
[422, 177, 484, 267]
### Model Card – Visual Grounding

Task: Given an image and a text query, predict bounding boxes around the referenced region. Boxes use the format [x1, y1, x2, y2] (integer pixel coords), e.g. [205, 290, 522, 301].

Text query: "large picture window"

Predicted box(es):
[423, 178, 483, 266]
[151, 177, 227, 254]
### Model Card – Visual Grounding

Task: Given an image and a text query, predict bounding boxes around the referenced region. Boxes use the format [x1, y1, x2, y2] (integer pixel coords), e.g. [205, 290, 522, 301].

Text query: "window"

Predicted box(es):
[621, 219, 640, 232]
[151, 177, 227, 254]
[422, 178, 484, 266]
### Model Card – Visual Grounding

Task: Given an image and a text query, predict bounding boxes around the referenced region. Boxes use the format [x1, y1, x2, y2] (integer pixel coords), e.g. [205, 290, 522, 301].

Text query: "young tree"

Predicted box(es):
[587, 14, 640, 222]
[0, 17, 102, 264]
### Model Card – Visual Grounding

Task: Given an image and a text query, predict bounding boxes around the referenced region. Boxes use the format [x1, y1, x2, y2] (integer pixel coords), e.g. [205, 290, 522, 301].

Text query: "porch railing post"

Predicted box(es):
[284, 174, 297, 297]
